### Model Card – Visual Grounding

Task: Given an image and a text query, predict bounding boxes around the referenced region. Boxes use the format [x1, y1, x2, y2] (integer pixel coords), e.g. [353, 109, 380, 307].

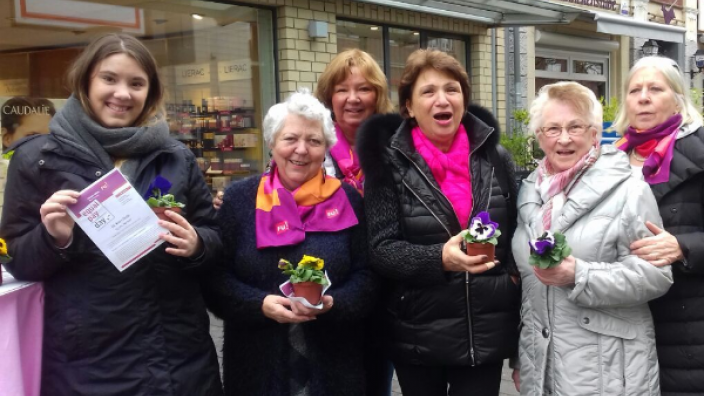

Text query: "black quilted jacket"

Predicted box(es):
[647, 125, 704, 396]
[357, 105, 520, 367]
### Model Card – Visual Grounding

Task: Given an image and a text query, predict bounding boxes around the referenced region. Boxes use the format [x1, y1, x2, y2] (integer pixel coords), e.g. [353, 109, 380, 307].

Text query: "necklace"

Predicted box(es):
[631, 151, 646, 162]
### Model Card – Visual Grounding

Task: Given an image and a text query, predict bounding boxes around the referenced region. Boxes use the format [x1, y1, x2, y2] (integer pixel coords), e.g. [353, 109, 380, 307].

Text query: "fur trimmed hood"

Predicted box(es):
[358, 104, 501, 184]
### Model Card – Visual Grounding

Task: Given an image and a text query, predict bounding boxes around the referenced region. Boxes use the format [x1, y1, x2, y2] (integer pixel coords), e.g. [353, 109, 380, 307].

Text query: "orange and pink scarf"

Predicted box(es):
[255, 164, 358, 248]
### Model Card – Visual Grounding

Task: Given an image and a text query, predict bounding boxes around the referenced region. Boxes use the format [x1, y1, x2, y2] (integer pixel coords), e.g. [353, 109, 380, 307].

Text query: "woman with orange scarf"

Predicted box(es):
[614, 56, 704, 396]
[203, 90, 377, 396]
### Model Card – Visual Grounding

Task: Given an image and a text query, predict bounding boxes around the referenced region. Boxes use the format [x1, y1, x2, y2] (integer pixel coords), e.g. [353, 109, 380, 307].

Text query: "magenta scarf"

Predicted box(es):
[536, 146, 600, 231]
[329, 124, 364, 195]
[615, 114, 681, 184]
[412, 124, 472, 227]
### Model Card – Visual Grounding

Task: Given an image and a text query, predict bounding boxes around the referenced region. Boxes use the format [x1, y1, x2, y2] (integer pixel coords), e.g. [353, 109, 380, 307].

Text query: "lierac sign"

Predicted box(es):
[554, 0, 619, 11]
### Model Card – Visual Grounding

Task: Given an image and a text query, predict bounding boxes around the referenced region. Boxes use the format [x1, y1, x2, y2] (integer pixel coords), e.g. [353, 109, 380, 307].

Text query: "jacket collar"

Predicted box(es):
[518, 145, 631, 234]
[389, 111, 496, 159]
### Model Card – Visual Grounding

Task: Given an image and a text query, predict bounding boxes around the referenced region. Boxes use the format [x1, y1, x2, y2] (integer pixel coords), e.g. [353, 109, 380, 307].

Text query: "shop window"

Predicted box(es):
[427, 37, 467, 69]
[337, 20, 470, 106]
[337, 20, 384, 67]
[0, 0, 275, 193]
[535, 50, 609, 101]
[389, 28, 420, 104]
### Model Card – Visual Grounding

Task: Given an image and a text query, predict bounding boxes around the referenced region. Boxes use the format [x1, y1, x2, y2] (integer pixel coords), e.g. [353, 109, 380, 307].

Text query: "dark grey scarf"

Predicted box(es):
[50, 95, 170, 179]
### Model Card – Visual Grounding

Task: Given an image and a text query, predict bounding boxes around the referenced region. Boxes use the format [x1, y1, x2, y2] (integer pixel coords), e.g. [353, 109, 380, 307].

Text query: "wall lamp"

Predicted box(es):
[690, 49, 704, 78]
[642, 39, 660, 56]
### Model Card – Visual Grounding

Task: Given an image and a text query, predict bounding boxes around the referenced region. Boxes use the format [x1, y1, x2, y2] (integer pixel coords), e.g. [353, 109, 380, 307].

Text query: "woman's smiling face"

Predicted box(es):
[88, 53, 149, 128]
[270, 114, 327, 190]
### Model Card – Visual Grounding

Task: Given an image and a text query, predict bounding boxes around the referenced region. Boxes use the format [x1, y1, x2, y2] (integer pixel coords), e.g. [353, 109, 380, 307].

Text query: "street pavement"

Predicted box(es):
[209, 313, 519, 395]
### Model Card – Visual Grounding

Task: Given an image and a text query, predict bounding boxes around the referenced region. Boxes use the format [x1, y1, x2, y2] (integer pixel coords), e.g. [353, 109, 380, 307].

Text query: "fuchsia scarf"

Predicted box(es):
[412, 124, 472, 227]
[330, 124, 364, 195]
[615, 113, 682, 184]
[255, 164, 358, 249]
[536, 146, 600, 231]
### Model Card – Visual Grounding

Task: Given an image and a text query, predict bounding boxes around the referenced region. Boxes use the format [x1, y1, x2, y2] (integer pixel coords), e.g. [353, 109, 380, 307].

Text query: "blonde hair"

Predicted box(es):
[67, 33, 165, 127]
[529, 81, 603, 141]
[612, 56, 703, 134]
[315, 49, 393, 115]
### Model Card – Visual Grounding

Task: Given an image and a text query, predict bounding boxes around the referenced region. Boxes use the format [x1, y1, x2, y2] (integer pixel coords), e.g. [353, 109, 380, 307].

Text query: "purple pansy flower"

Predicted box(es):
[468, 211, 498, 241]
[529, 231, 555, 255]
[144, 175, 172, 200]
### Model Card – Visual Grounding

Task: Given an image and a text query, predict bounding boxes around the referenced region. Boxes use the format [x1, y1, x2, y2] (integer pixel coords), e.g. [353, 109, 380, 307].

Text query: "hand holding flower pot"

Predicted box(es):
[144, 175, 185, 222]
[462, 211, 501, 263]
[529, 231, 572, 269]
[279, 255, 329, 306]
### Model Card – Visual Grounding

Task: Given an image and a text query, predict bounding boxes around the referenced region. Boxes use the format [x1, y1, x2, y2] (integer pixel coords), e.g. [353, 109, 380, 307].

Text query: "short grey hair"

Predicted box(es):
[263, 88, 336, 148]
[528, 81, 603, 142]
[612, 56, 703, 134]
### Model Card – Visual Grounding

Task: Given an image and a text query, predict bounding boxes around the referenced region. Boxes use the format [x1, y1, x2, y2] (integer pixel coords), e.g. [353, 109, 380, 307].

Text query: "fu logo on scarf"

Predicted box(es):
[326, 208, 339, 219]
[276, 221, 290, 235]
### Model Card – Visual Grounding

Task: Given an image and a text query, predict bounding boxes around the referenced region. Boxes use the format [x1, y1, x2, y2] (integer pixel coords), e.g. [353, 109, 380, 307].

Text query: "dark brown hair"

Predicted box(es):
[315, 49, 394, 115]
[67, 33, 164, 126]
[398, 49, 470, 118]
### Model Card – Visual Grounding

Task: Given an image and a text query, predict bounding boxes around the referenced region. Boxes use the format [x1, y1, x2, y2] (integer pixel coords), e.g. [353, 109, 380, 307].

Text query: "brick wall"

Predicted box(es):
[240, 0, 505, 129]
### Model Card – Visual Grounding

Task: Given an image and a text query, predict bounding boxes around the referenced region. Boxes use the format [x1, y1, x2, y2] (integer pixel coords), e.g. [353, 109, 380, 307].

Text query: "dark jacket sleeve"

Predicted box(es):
[676, 232, 704, 273]
[319, 185, 379, 322]
[497, 144, 520, 277]
[0, 145, 71, 280]
[364, 168, 449, 287]
[177, 150, 221, 271]
[202, 180, 271, 325]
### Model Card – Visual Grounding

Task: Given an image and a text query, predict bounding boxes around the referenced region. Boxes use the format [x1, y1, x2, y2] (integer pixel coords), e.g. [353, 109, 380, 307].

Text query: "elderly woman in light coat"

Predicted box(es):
[511, 81, 673, 396]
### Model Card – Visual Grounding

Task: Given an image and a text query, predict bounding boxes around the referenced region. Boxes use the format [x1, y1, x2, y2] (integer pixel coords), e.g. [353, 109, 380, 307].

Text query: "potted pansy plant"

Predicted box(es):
[462, 211, 501, 262]
[279, 255, 329, 305]
[144, 175, 185, 222]
[0, 237, 11, 285]
[529, 231, 572, 269]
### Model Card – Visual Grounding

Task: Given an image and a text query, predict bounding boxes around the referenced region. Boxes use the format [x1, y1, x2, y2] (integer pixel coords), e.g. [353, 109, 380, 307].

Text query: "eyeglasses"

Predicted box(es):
[539, 124, 591, 138]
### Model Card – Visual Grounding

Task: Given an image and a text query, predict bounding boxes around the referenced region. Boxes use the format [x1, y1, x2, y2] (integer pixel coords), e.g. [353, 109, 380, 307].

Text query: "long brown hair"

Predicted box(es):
[67, 33, 164, 127]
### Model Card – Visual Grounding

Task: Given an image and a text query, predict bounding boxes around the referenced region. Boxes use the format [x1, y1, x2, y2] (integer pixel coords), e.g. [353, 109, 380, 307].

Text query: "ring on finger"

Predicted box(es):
[485, 262, 495, 270]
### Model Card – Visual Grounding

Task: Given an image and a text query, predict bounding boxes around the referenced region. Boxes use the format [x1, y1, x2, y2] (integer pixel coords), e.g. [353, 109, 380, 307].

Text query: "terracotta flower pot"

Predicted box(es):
[292, 281, 323, 305]
[152, 207, 182, 222]
[465, 242, 495, 263]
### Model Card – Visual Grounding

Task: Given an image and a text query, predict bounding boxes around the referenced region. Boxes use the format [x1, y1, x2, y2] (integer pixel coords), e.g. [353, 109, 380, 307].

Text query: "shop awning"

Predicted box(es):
[353, 0, 584, 26]
[589, 11, 685, 43]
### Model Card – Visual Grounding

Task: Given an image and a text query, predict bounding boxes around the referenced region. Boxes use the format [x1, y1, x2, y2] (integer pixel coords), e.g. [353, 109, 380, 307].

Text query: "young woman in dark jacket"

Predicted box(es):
[357, 49, 520, 396]
[0, 34, 222, 396]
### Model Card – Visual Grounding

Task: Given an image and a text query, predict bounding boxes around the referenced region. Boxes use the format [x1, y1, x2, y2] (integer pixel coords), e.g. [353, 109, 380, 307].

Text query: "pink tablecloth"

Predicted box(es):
[0, 270, 44, 396]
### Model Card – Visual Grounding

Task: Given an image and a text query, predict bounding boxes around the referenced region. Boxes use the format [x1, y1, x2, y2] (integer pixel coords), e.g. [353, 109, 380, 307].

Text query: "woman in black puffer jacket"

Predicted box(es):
[357, 49, 520, 396]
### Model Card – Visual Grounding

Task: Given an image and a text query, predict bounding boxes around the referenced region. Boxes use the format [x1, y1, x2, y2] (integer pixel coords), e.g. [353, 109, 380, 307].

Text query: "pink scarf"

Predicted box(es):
[536, 146, 600, 230]
[412, 124, 472, 227]
[615, 114, 681, 184]
[329, 124, 364, 195]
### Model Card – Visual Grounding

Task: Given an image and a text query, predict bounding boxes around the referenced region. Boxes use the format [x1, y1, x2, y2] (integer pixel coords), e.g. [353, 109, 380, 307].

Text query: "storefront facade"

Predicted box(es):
[0, 0, 592, 192]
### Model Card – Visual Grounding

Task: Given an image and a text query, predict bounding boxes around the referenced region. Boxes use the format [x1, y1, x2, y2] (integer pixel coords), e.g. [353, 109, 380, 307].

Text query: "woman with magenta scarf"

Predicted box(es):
[613, 56, 704, 396]
[358, 49, 520, 396]
[315, 49, 394, 195]
[203, 90, 377, 396]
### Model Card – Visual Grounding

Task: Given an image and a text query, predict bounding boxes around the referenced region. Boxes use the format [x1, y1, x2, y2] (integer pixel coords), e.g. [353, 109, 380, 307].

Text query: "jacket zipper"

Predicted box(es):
[393, 144, 482, 365]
